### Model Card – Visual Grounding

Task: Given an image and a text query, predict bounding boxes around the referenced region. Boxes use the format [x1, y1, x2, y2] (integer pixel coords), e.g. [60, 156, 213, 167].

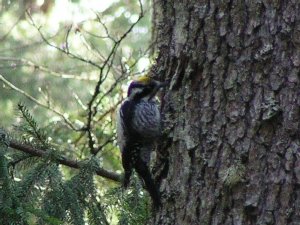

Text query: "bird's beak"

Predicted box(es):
[155, 80, 168, 89]
[149, 80, 168, 100]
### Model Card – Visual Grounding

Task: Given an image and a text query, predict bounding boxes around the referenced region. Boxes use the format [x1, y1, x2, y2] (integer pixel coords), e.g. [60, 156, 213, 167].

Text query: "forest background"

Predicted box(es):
[0, 0, 152, 224]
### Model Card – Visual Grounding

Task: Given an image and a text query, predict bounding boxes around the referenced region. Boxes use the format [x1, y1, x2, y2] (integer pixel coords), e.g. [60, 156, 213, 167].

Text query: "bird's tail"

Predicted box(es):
[135, 159, 161, 208]
[123, 169, 132, 188]
[122, 151, 133, 188]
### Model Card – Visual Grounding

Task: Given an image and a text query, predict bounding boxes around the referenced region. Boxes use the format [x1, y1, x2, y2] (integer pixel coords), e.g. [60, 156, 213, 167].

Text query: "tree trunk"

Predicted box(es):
[151, 1, 300, 224]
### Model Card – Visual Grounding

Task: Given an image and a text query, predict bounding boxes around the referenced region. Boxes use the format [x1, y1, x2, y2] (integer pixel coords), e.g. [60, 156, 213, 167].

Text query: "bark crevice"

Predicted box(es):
[152, 1, 300, 224]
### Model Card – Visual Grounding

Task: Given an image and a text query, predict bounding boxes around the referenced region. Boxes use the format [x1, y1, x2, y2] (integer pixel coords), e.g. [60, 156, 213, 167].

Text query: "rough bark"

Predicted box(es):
[151, 1, 300, 225]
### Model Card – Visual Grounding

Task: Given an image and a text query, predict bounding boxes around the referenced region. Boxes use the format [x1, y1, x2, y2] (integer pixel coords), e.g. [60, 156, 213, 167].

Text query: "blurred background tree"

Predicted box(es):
[0, 0, 154, 224]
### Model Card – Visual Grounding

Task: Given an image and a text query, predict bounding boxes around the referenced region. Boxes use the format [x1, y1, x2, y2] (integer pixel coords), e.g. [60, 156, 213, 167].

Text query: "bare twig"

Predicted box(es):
[24, 2, 145, 156]
[0, 13, 24, 42]
[9, 140, 122, 182]
[0, 31, 60, 54]
[72, 92, 87, 110]
[93, 11, 116, 43]
[84, 1, 144, 154]
[93, 136, 115, 156]
[0, 56, 97, 81]
[96, 97, 123, 123]
[0, 74, 78, 130]
[65, 24, 72, 53]
[26, 11, 102, 71]
[81, 29, 110, 39]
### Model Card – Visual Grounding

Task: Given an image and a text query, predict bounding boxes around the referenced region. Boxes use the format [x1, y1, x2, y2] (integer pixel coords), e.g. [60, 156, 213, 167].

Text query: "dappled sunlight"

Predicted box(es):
[0, 0, 153, 224]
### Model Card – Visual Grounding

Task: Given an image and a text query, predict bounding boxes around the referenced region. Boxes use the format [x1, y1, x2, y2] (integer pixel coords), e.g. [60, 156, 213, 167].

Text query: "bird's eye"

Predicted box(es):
[131, 83, 146, 89]
[127, 82, 146, 97]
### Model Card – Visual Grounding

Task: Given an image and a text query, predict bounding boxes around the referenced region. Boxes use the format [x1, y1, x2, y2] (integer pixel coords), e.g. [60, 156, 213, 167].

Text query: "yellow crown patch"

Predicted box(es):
[135, 75, 152, 84]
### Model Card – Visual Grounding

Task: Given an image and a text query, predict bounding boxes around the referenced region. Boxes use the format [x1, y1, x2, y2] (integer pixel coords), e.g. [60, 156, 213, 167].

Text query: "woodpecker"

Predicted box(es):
[116, 75, 166, 208]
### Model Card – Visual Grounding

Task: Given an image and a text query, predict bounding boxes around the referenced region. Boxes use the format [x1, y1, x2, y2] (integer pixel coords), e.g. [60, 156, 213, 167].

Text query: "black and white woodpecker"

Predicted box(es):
[116, 75, 166, 208]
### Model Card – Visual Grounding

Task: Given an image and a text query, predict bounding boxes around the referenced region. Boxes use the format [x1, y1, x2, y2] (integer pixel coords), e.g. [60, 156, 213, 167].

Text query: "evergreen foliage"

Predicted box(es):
[1, 0, 153, 223]
[104, 176, 151, 225]
[0, 105, 151, 224]
[17, 103, 50, 148]
[0, 129, 25, 225]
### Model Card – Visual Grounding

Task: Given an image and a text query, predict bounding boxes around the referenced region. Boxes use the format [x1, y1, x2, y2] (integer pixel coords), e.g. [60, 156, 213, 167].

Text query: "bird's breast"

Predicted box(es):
[132, 101, 161, 139]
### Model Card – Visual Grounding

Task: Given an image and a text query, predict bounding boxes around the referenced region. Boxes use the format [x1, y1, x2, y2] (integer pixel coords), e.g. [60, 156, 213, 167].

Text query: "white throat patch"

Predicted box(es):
[128, 87, 144, 100]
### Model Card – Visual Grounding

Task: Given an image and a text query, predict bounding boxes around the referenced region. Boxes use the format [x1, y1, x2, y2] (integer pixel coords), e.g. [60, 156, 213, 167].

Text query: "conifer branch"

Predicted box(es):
[9, 140, 122, 182]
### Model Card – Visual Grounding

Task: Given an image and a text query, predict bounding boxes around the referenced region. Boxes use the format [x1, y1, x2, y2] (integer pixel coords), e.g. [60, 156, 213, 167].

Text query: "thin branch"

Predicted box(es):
[0, 57, 97, 81]
[84, 1, 144, 154]
[79, 32, 106, 61]
[26, 11, 102, 71]
[0, 13, 23, 42]
[81, 29, 110, 39]
[93, 136, 115, 156]
[0, 32, 59, 54]
[95, 75, 126, 109]
[96, 97, 123, 123]
[93, 11, 116, 43]
[24, 3, 145, 155]
[8, 154, 35, 169]
[0, 74, 78, 131]
[64, 24, 72, 53]
[79, 22, 125, 78]
[72, 92, 87, 110]
[9, 140, 122, 182]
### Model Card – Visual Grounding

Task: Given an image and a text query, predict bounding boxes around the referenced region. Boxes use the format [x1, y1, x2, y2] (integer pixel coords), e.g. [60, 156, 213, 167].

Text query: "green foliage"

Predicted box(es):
[17, 103, 49, 148]
[1, 0, 153, 224]
[0, 105, 151, 224]
[0, 130, 25, 225]
[104, 176, 151, 225]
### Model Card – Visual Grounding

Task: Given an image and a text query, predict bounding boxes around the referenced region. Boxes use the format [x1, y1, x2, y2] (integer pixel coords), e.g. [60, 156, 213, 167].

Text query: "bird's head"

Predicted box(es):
[127, 75, 167, 100]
